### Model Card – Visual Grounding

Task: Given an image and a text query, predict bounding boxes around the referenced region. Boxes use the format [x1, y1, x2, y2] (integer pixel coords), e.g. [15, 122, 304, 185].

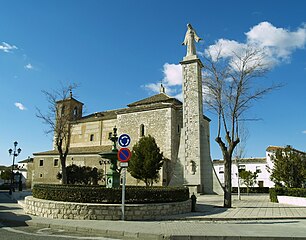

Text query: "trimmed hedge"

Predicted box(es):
[0, 185, 10, 190]
[232, 187, 270, 194]
[32, 184, 189, 204]
[269, 187, 306, 203]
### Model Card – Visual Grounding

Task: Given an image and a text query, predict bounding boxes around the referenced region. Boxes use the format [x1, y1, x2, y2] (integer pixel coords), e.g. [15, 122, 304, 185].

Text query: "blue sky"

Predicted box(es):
[0, 0, 305, 166]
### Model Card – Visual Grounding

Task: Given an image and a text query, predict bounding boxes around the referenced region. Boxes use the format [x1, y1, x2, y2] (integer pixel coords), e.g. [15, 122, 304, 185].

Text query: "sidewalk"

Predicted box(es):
[1, 191, 306, 239]
[192, 194, 306, 220]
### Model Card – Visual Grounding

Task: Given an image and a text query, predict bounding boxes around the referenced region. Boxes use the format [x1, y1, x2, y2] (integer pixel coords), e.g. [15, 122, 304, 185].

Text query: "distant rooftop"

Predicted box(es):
[213, 157, 266, 164]
[34, 145, 112, 156]
[266, 145, 305, 154]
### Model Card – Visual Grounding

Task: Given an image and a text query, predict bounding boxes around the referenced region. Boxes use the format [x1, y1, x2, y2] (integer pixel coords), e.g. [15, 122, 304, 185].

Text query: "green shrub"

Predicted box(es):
[32, 184, 189, 204]
[269, 187, 306, 203]
[276, 187, 306, 197]
[269, 188, 278, 202]
[232, 187, 270, 193]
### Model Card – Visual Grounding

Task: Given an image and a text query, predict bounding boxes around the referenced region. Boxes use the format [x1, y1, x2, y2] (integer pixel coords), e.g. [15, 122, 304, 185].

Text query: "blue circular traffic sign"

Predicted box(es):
[118, 148, 131, 162]
[118, 134, 131, 148]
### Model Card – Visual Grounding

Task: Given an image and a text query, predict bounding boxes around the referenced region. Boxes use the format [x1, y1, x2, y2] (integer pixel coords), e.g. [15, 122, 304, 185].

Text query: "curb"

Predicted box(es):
[27, 221, 168, 240]
[2, 215, 306, 240]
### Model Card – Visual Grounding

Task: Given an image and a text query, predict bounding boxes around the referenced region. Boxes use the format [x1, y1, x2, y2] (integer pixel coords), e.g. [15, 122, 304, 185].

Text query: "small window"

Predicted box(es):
[54, 159, 59, 167]
[39, 159, 44, 167]
[140, 124, 145, 137]
[73, 107, 78, 117]
[256, 166, 262, 173]
[238, 165, 246, 173]
[219, 166, 224, 174]
[39, 174, 43, 178]
[90, 134, 94, 141]
[178, 125, 180, 133]
[61, 106, 65, 116]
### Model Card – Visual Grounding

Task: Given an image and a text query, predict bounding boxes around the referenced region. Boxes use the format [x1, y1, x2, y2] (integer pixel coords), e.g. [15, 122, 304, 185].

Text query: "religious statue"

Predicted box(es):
[187, 160, 197, 175]
[182, 23, 202, 57]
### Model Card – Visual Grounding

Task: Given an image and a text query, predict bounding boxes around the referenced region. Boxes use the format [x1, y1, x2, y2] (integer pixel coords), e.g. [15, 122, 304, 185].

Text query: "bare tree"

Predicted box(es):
[203, 45, 280, 207]
[233, 126, 248, 200]
[36, 84, 78, 184]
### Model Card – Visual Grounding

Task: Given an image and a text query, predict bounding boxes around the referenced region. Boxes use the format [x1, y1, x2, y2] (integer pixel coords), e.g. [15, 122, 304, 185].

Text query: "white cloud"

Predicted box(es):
[24, 63, 33, 70]
[205, 22, 306, 66]
[144, 83, 161, 93]
[0, 42, 18, 53]
[246, 22, 306, 60]
[14, 102, 27, 111]
[302, 130, 306, 134]
[162, 63, 182, 86]
[144, 63, 182, 96]
[205, 39, 246, 61]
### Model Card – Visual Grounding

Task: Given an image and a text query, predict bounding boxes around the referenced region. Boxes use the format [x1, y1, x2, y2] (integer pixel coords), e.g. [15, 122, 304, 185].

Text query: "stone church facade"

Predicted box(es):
[33, 92, 184, 187]
[32, 24, 223, 194]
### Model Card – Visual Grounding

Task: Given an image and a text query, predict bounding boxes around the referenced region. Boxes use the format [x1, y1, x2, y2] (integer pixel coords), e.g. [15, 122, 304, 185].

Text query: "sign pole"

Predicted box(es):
[118, 133, 131, 221]
[121, 167, 126, 221]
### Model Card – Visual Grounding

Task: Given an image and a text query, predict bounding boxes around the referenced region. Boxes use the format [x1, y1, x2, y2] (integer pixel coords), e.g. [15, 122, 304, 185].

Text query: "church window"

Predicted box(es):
[73, 107, 78, 118]
[54, 159, 59, 167]
[39, 159, 44, 167]
[39, 174, 43, 178]
[140, 124, 145, 137]
[238, 165, 246, 173]
[256, 166, 261, 173]
[219, 166, 224, 174]
[178, 125, 180, 133]
[61, 106, 65, 116]
[90, 134, 94, 141]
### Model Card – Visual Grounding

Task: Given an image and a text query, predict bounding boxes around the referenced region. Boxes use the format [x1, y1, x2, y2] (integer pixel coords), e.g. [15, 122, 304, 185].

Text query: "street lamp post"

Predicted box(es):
[8, 141, 21, 195]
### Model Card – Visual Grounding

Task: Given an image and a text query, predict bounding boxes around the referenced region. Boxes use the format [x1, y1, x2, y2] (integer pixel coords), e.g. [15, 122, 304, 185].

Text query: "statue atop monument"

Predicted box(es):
[182, 23, 202, 58]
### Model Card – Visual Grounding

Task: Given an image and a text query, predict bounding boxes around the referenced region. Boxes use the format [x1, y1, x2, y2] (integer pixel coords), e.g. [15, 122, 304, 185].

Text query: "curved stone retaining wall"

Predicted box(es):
[24, 196, 191, 220]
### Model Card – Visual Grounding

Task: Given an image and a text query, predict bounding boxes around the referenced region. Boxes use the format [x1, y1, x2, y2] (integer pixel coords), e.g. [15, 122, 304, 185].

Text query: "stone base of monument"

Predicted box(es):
[24, 196, 191, 220]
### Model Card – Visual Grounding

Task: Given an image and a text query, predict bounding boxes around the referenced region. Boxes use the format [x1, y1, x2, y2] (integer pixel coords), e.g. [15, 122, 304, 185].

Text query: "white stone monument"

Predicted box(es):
[173, 24, 223, 194]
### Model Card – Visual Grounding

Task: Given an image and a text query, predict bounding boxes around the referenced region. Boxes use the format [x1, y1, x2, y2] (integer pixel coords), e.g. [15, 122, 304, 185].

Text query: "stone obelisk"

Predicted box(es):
[180, 23, 204, 192]
[179, 24, 223, 194]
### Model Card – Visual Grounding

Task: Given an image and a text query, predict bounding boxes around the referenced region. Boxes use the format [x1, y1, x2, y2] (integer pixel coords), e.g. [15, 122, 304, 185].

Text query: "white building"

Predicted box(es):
[16, 157, 33, 188]
[213, 157, 274, 188]
[213, 145, 304, 189]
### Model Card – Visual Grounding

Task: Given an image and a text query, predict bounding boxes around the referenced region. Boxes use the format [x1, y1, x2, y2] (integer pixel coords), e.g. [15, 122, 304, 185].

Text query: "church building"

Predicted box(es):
[32, 24, 223, 194]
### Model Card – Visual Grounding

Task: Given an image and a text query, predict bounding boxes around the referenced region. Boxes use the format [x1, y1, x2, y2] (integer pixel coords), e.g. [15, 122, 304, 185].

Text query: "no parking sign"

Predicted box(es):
[117, 148, 131, 163]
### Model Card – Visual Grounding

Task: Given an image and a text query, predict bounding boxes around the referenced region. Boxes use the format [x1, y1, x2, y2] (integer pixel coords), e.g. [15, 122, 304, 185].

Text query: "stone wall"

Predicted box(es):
[32, 154, 103, 185]
[70, 119, 117, 147]
[117, 107, 180, 185]
[24, 196, 191, 221]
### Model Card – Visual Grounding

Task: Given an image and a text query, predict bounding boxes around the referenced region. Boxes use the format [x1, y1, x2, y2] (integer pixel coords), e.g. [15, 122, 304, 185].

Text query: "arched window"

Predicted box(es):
[90, 134, 94, 141]
[73, 107, 78, 118]
[140, 124, 145, 137]
[61, 106, 65, 116]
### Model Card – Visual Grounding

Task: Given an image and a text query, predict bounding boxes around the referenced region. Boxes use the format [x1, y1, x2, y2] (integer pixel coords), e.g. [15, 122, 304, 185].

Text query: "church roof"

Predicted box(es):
[79, 109, 119, 122]
[18, 158, 33, 163]
[56, 96, 84, 105]
[33, 145, 112, 156]
[127, 93, 182, 107]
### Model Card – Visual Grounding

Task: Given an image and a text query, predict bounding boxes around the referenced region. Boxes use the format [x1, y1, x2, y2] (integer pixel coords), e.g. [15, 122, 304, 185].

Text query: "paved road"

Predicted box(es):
[2, 192, 306, 239]
[0, 223, 121, 240]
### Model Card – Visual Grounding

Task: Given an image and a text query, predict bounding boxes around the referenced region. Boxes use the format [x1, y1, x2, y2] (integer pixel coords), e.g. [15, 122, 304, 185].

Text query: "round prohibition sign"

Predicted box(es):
[118, 148, 131, 162]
